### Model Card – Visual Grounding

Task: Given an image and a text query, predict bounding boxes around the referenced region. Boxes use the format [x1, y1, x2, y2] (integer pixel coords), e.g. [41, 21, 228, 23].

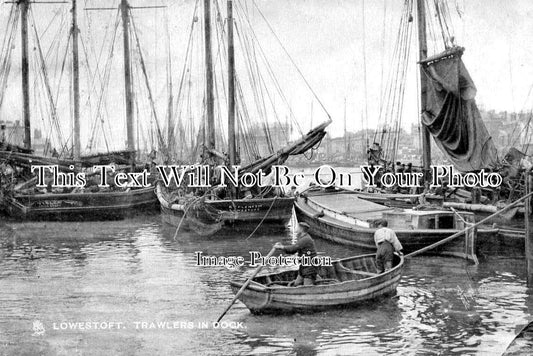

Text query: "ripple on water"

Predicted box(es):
[0, 218, 532, 355]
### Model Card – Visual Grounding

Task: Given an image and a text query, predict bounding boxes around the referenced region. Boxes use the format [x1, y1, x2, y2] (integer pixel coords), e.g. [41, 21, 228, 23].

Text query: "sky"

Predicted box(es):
[1, 0, 532, 152]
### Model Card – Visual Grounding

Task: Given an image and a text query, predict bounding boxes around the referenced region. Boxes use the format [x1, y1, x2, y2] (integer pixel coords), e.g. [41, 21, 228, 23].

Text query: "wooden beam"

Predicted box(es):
[72, 0, 81, 160]
[20, 0, 31, 150]
[203, 0, 215, 150]
[121, 0, 135, 160]
[416, 0, 431, 184]
[227, 0, 236, 167]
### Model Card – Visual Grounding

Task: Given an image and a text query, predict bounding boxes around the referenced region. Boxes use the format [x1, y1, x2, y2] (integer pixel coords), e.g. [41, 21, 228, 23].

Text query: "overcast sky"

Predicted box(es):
[1, 0, 532, 150]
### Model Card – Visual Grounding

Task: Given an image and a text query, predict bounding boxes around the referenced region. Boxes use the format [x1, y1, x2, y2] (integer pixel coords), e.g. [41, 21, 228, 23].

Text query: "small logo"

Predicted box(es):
[32, 320, 45, 336]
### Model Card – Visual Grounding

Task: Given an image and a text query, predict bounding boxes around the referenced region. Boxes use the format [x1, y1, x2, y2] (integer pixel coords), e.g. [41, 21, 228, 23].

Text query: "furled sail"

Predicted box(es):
[240, 119, 330, 175]
[420, 47, 498, 171]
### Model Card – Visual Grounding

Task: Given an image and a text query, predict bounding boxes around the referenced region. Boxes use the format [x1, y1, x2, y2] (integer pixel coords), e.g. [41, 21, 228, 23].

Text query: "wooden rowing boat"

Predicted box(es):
[229, 253, 404, 314]
[502, 320, 533, 355]
[294, 187, 499, 257]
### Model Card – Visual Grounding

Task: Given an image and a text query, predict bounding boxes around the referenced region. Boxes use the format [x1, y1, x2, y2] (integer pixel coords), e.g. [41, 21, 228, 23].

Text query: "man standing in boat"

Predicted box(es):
[274, 222, 318, 286]
[374, 219, 403, 273]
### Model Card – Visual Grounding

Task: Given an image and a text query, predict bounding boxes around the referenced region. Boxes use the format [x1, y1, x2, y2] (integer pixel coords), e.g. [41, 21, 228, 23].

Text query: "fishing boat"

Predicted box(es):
[157, 122, 328, 234]
[354, 0, 511, 223]
[158, 0, 330, 235]
[0, 149, 158, 221]
[5, 186, 156, 221]
[157, 187, 293, 232]
[229, 253, 403, 314]
[502, 320, 533, 356]
[297, 1, 508, 253]
[0, 0, 161, 220]
[156, 183, 294, 234]
[294, 187, 498, 258]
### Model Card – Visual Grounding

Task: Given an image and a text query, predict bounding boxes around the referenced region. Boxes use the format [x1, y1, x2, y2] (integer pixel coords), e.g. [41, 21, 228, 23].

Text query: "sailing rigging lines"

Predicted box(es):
[83, 1, 167, 156]
[0, 2, 72, 156]
[374, 0, 415, 164]
[0, 5, 20, 119]
[167, 0, 328, 167]
[30, 8, 67, 155]
[85, 8, 120, 153]
[371, 0, 461, 166]
[248, 0, 332, 123]
[1, 0, 328, 164]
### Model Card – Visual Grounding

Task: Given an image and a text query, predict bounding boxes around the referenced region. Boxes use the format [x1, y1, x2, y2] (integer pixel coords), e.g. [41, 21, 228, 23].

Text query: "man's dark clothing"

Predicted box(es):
[282, 233, 318, 279]
[376, 240, 394, 273]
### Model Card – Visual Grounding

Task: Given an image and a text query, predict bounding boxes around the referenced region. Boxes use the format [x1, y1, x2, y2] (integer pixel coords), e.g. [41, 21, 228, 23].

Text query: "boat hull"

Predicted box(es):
[156, 184, 293, 233]
[5, 187, 158, 221]
[502, 320, 533, 355]
[294, 192, 497, 254]
[230, 254, 403, 313]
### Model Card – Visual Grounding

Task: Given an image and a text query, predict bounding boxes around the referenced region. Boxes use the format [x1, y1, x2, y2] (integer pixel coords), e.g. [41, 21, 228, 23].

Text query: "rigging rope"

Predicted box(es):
[234, 0, 303, 136]
[0, 5, 19, 113]
[249, 0, 332, 121]
[86, 9, 121, 153]
[30, 8, 66, 154]
[130, 12, 166, 155]
[373, 0, 414, 164]
[172, 0, 201, 161]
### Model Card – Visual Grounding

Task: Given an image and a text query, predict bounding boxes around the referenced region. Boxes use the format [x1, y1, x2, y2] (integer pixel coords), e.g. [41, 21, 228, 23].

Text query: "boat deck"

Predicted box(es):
[308, 191, 391, 221]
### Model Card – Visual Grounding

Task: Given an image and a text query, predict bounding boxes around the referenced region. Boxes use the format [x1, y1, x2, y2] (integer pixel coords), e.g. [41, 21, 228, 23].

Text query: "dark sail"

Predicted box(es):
[420, 47, 498, 171]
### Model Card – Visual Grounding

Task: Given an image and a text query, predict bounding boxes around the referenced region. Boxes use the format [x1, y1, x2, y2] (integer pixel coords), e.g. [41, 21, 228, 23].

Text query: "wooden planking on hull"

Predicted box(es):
[230, 254, 404, 314]
[294, 189, 499, 255]
[6, 186, 158, 221]
[156, 183, 293, 234]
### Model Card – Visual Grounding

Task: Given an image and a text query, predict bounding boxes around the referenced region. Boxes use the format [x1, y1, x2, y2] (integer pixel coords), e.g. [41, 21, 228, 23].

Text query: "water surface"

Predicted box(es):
[0, 214, 532, 355]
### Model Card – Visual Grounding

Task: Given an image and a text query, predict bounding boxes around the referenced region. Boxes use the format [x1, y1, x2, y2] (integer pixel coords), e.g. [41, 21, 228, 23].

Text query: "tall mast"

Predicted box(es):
[121, 0, 135, 155]
[361, 0, 368, 152]
[20, 0, 31, 150]
[203, 0, 215, 150]
[416, 0, 431, 182]
[227, 0, 236, 166]
[71, 0, 81, 159]
[165, 15, 173, 157]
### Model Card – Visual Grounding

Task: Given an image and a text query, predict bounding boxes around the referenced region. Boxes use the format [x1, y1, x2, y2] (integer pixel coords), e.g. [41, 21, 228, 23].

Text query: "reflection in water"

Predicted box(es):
[0, 215, 532, 355]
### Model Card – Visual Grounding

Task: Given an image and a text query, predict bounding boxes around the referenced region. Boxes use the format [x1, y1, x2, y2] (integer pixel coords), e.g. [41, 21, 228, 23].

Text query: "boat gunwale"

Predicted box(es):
[156, 181, 294, 212]
[295, 194, 498, 235]
[230, 253, 404, 295]
[13, 185, 155, 199]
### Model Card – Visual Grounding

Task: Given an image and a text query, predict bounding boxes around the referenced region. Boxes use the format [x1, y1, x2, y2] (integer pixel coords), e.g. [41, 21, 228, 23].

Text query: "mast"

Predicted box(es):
[227, 0, 236, 166]
[343, 98, 347, 158]
[361, 111, 365, 160]
[71, 0, 81, 159]
[361, 0, 369, 154]
[310, 101, 313, 131]
[416, 0, 431, 183]
[166, 15, 173, 158]
[20, 0, 31, 150]
[121, 0, 135, 156]
[203, 0, 215, 150]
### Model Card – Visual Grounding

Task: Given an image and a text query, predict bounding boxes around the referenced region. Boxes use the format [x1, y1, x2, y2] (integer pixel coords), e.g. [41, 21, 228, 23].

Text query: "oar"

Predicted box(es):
[216, 246, 277, 323]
